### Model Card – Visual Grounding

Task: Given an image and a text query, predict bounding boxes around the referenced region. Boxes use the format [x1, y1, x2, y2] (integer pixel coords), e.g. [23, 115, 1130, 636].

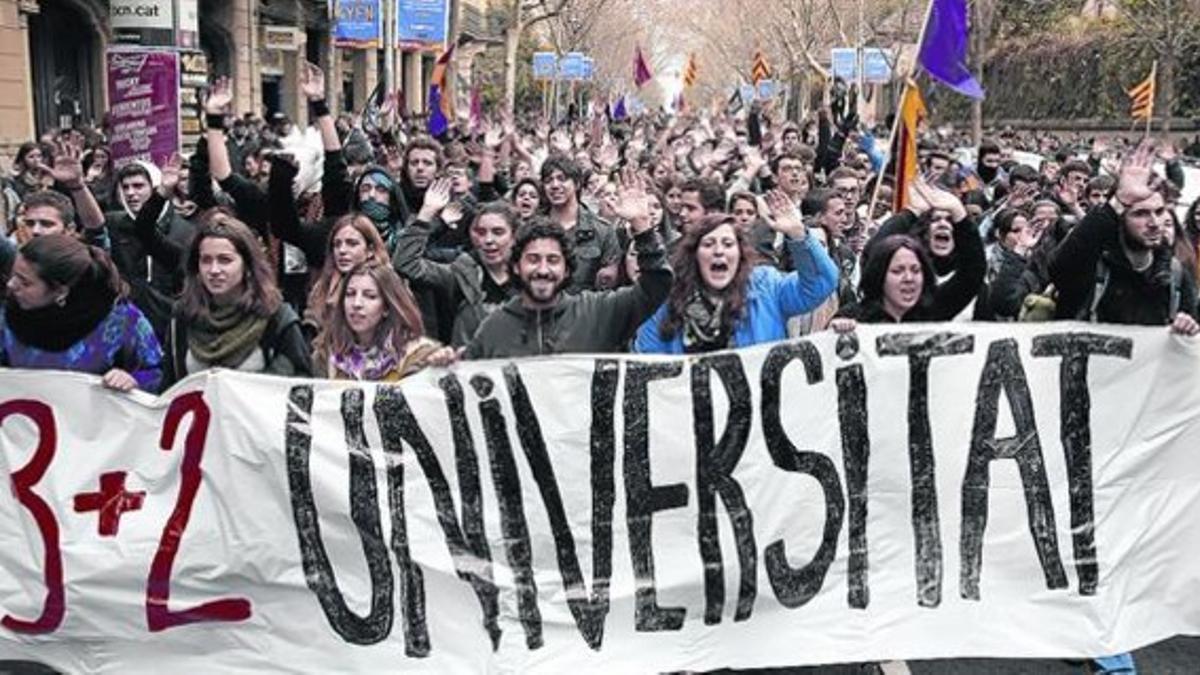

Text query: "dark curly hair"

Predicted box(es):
[508, 218, 576, 293]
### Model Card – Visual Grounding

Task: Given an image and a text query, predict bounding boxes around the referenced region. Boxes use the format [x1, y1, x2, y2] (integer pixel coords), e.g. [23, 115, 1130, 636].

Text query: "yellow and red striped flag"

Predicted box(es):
[683, 54, 698, 88]
[1128, 63, 1156, 122]
[893, 79, 927, 213]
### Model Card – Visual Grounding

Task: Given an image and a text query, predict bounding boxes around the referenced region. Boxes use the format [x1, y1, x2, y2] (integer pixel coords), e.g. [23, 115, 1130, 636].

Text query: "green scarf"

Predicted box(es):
[188, 304, 269, 368]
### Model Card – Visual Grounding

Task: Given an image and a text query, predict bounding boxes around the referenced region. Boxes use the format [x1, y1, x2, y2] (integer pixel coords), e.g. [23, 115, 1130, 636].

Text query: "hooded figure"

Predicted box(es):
[353, 165, 411, 249]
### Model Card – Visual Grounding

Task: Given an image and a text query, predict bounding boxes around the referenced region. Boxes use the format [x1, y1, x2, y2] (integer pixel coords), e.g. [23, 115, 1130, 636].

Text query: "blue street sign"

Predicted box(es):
[862, 48, 893, 84]
[831, 47, 858, 80]
[757, 79, 775, 99]
[396, 0, 448, 48]
[532, 52, 557, 80]
[558, 52, 586, 80]
[581, 57, 594, 81]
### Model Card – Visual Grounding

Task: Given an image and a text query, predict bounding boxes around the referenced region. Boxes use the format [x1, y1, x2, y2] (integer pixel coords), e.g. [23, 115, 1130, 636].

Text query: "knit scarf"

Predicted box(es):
[187, 304, 269, 368]
[681, 291, 733, 354]
[5, 284, 116, 352]
[329, 336, 447, 381]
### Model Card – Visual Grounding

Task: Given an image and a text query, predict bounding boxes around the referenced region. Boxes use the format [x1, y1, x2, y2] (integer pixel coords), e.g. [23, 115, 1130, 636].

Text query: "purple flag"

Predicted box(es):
[427, 85, 448, 137]
[633, 47, 653, 88]
[611, 96, 627, 121]
[918, 0, 984, 99]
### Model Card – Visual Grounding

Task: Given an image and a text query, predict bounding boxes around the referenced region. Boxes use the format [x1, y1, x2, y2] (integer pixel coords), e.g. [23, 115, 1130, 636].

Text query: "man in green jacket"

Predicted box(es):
[466, 174, 671, 359]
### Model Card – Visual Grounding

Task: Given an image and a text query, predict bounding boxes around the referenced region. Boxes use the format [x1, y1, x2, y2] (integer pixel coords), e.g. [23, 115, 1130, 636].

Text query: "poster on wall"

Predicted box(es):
[396, 0, 449, 50]
[106, 49, 180, 169]
[334, 0, 382, 48]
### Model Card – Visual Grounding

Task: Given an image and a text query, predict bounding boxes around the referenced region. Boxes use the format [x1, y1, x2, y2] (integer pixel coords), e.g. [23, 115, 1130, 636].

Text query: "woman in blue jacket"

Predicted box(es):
[635, 195, 839, 354]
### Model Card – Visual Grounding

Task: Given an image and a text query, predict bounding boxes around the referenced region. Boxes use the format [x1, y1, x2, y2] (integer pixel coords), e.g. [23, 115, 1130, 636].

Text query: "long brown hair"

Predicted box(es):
[312, 261, 425, 368]
[306, 214, 389, 324]
[177, 214, 281, 324]
[660, 214, 757, 339]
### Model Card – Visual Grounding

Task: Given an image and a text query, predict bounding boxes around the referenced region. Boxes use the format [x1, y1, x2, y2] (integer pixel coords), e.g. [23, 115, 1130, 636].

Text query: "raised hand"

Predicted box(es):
[159, 152, 184, 197]
[765, 189, 805, 238]
[204, 76, 233, 116]
[597, 142, 620, 170]
[921, 182, 968, 222]
[1115, 139, 1158, 207]
[32, 141, 85, 189]
[550, 130, 571, 154]
[613, 166, 652, 232]
[418, 178, 452, 220]
[484, 123, 504, 149]
[300, 62, 326, 101]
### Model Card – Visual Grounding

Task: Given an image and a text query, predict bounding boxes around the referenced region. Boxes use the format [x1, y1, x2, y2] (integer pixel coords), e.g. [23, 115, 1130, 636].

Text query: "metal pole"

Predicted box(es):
[382, 0, 394, 96]
[864, 0, 937, 221]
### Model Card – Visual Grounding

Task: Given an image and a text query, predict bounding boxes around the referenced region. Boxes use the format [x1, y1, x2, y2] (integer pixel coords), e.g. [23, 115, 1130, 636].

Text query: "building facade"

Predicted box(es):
[0, 0, 500, 158]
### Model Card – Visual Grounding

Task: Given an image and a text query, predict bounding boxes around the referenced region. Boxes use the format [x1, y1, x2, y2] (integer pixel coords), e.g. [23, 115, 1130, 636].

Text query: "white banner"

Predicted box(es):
[110, 0, 174, 31]
[1, 324, 1199, 673]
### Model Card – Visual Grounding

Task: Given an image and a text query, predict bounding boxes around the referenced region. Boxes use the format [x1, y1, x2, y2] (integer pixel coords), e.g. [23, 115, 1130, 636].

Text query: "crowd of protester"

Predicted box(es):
[1, 60, 1195, 672]
[3, 63, 1196, 395]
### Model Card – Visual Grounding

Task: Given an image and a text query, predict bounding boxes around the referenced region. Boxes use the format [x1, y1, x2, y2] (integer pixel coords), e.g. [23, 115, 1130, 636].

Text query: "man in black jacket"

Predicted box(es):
[466, 173, 671, 359]
[1049, 141, 1198, 334]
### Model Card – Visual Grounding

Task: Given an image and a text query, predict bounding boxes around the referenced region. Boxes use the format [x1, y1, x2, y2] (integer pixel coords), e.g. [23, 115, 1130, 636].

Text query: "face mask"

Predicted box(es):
[361, 199, 390, 224]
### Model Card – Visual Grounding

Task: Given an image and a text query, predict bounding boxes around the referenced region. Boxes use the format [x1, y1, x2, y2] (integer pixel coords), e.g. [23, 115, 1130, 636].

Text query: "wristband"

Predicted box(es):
[205, 113, 226, 131]
[308, 99, 330, 119]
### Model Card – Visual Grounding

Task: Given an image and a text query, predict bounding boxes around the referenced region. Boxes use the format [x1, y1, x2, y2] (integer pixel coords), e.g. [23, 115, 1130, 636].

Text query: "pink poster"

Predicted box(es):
[106, 49, 180, 169]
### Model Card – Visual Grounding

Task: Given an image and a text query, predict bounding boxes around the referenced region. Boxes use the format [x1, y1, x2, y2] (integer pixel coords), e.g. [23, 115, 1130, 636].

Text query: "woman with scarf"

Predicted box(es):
[165, 214, 311, 383]
[312, 261, 458, 381]
[301, 214, 390, 338]
[634, 205, 839, 354]
[0, 234, 163, 392]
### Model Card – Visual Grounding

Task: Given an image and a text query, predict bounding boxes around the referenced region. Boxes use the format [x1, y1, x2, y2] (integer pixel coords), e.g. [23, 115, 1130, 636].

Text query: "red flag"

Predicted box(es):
[633, 47, 653, 88]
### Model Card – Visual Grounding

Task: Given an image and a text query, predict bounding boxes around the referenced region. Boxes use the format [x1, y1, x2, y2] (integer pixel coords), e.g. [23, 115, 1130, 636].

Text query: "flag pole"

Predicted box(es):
[1144, 60, 1157, 140]
[865, 0, 938, 223]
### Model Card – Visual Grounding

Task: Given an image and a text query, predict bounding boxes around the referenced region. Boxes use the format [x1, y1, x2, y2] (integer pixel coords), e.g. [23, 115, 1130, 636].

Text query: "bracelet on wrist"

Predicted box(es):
[205, 113, 226, 131]
[308, 99, 330, 119]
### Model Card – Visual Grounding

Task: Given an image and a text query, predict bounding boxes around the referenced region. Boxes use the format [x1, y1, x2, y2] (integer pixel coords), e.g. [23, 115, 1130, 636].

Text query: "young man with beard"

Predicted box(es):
[465, 173, 672, 359]
[1050, 141, 1198, 333]
[540, 155, 622, 290]
[395, 198, 520, 347]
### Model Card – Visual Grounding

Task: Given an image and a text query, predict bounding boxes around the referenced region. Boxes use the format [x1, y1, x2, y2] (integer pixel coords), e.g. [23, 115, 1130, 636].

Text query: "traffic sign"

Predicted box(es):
[532, 51, 557, 80]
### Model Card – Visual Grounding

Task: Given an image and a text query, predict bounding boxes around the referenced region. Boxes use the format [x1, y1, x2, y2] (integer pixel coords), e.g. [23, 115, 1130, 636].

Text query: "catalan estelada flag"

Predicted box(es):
[1128, 63, 1156, 121]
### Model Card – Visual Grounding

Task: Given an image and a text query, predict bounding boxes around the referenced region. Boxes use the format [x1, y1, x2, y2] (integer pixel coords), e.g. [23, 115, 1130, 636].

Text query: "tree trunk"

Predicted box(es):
[503, 23, 521, 119]
[1159, 53, 1174, 134]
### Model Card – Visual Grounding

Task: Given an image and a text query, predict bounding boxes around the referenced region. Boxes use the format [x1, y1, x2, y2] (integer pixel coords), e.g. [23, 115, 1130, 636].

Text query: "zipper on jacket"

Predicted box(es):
[536, 308, 544, 355]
